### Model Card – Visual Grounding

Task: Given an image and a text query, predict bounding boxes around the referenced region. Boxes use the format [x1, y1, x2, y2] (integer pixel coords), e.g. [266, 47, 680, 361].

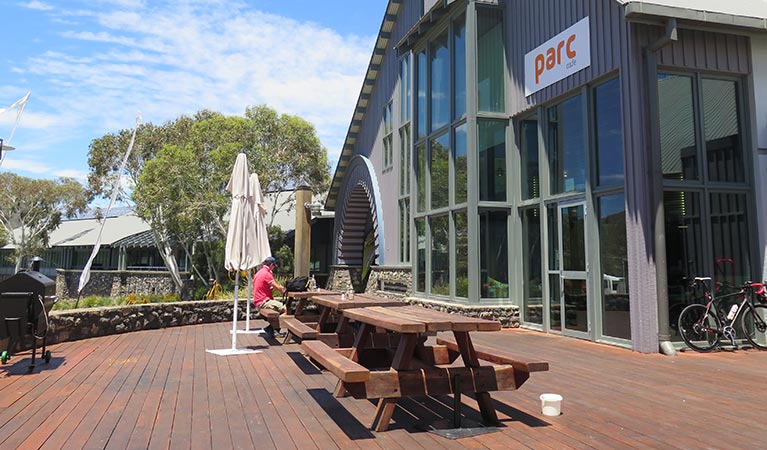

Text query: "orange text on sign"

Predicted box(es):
[534, 34, 577, 83]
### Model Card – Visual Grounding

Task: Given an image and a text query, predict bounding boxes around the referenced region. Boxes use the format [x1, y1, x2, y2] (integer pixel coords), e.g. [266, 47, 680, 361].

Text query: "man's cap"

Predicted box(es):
[264, 256, 277, 266]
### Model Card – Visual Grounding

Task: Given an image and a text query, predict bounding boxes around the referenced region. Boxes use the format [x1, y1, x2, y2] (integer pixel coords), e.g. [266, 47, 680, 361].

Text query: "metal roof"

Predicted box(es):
[2, 213, 152, 249]
[619, 0, 767, 29]
[111, 229, 156, 248]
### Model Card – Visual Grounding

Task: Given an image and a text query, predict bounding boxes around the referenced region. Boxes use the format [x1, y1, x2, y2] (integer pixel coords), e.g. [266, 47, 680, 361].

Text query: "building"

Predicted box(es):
[325, 0, 767, 353]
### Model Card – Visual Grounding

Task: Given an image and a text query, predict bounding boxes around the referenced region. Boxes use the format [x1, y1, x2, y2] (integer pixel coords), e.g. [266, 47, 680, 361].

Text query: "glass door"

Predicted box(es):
[548, 201, 590, 337]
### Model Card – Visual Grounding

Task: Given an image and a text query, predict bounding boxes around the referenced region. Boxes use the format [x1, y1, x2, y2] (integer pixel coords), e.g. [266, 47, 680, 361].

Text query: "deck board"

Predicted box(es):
[0, 322, 766, 449]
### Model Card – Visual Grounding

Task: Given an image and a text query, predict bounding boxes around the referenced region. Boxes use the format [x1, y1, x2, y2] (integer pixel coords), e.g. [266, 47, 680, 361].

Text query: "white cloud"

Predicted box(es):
[10, 1, 376, 178]
[20, 1, 54, 11]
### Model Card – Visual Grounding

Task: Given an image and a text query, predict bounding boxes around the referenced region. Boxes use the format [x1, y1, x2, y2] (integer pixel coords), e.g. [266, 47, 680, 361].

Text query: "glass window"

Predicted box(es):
[548, 95, 586, 194]
[454, 210, 468, 297]
[453, 14, 466, 120]
[430, 133, 449, 209]
[520, 115, 539, 200]
[658, 74, 697, 181]
[710, 192, 751, 287]
[417, 50, 427, 139]
[400, 55, 411, 123]
[561, 205, 586, 272]
[522, 207, 543, 324]
[702, 78, 744, 183]
[454, 123, 467, 204]
[477, 7, 505, 113]
[595, 78, 624, 187]
[431, 215, 449, 295]
[399, 199, 410, 263]
[664, 191, 703, 338]
[547, 204, 559, 271]
[549, 274, 561, 331]
[399, 124, 411, 196]
[383, 102, 393, 169]
[599, 194, 630, 340]
[416, 218, 426, 292]
[480, 210, 508, 298]
[416, 142, 426, 212]
[478, 121, 506, 202]
[430, 31, 449, 132]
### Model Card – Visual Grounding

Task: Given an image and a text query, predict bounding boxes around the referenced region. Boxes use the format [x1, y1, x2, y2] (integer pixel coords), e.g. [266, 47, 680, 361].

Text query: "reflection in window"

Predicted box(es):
[453, 14, 466, 120]
[431, 133, 449, 209]
[416, 218, 426, 292]
[664, 191, 703, 339]
[599, 194, 630, 340]
[547, 205, 559, 271]
[480, 210, 508, 298]
[548, 95, 585, 194]
[549, 274, 561, 331]
[710, 192, 751, 287]
[478, 121, 506, 202]
[400, 55, 411, 123]
[430, 31, 449, 132]
[522, 208, 542, 324]
[416, 142, 426, 212]
[383, 102, 393, 169]
[454, 124, 467, 204]
[477, 7, 505, 113]
[454, 211, 468, 297]
[399, 199, 410, 263]
[399, 124, 411, 196]
[520, 116, 539, 200]
[658, 74, 697, 180]
[431, 215, 449, 295]
[702, 79, 744, 183]
[595, 78, 624, 187]
[561, 205, 585, 272]
[417, 50, 427, 139]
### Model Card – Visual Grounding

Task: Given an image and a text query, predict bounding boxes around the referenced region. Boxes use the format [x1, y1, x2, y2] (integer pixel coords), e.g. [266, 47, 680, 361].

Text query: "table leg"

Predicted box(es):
[293, 298, 306, 316]
[370, 333, 418, 431]
[334, 322, 375, 398]
[452, 330, 499, 425]
[315, 305, 331, 332]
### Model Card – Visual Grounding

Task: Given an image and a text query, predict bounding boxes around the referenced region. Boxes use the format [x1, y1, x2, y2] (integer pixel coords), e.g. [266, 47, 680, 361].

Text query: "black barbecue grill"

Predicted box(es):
[0, 269, 57, 370]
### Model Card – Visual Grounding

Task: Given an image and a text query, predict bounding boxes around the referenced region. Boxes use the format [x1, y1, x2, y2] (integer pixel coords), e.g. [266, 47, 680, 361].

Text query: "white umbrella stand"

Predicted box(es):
[207, 153, 265, 356]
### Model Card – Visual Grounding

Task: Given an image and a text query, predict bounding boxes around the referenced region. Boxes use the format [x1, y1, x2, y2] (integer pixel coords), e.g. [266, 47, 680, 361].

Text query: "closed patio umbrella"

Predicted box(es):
[207, 153, 261, 355]
[241, 172, 272, 332]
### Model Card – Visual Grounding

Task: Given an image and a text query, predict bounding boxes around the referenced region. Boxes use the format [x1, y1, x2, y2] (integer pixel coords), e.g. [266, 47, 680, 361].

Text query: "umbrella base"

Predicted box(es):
[232, 329, 268, 335]
[205, 348, 263, 356]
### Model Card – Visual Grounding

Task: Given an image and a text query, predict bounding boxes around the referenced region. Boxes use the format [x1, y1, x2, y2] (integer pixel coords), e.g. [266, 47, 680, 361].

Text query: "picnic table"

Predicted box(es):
[281, 292, 404, 346]
[302, 305, 548, 431]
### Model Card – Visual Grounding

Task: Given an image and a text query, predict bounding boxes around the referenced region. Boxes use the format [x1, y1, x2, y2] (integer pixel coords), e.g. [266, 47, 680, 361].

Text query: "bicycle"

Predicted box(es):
[677, 277, 767, 352]
[205, 279, 223, 300]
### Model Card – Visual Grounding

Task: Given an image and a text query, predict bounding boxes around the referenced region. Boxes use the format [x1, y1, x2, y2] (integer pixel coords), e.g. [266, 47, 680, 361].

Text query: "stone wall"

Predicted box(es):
[7, 300, 254, 350]
[404, 297, 520, 328]
[56, 269, 193, 299]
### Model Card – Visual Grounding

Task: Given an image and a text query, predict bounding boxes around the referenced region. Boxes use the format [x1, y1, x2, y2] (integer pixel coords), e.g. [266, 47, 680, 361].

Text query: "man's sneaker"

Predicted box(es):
[273, 328, 286, 338]
[263, 324, 275, 338]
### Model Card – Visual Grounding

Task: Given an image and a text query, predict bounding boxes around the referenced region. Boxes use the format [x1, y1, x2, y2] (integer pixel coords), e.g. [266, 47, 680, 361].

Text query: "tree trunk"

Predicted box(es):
[151, 229, 185, 294]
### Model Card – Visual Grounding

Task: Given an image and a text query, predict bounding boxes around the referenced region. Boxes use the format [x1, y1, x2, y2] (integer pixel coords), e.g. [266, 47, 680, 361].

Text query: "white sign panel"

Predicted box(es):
[525, 17, 591, 96]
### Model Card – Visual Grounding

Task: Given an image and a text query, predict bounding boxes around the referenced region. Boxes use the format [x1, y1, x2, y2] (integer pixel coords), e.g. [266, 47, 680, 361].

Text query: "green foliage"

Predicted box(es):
[0, 172, 90, 270]
[54, 293, 182, 310]
[275, 245, 294, 274]
[86, 105, 330, 287]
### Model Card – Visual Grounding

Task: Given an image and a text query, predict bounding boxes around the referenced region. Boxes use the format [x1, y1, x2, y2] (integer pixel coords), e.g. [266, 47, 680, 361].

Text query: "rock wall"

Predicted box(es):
[56, 269, 193, 299]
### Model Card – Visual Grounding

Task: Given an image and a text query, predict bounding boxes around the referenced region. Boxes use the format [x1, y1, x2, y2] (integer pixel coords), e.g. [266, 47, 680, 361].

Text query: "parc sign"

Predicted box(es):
[525, 17, 591, 96]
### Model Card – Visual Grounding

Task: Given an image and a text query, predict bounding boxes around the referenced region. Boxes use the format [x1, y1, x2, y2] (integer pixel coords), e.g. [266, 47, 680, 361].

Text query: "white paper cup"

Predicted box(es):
[540, 393, 563, 416]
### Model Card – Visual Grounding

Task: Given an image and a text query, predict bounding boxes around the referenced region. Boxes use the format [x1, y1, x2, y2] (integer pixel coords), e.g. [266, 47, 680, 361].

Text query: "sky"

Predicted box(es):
[0, 0, 388, 183]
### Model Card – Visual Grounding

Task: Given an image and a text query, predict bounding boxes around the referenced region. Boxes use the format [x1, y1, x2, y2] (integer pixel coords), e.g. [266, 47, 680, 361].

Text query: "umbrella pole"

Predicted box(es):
[231, 271, 240, 350]
[245, 271, 253, 331]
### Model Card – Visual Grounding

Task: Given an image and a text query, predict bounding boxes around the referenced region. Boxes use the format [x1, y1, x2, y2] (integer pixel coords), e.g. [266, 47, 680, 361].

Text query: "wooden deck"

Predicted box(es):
[0, 321, 765, 449]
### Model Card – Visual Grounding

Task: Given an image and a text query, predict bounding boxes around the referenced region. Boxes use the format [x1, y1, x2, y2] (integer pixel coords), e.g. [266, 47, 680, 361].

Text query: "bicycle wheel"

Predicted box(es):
[678, 304, 721, 352]
[740, 304, 767, 351]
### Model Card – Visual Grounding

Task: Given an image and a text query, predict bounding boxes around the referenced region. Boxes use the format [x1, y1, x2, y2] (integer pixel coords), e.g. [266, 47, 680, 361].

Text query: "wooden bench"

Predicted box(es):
[301, 340, 370, 383]
[436, 336, 549, 387]
[258, 308, 281, 330]
[280, 316, 319, 344]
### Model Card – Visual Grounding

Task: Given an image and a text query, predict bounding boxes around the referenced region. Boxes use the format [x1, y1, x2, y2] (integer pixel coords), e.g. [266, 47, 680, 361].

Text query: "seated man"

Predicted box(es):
[253, 256, 286, 337]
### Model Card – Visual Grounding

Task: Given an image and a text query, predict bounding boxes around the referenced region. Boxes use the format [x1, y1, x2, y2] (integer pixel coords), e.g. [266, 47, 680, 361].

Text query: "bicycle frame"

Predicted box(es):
[687, 279, 766, 347]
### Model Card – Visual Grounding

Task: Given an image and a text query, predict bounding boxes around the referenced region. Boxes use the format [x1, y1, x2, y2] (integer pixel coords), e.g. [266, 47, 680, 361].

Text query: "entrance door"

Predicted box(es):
[548, 201, 589, 338]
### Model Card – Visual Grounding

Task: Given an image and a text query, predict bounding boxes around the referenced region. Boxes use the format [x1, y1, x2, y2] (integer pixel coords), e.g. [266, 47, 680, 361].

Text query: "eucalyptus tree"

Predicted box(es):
[87, 106, 331, 290]
[0, 173, 89, 272]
